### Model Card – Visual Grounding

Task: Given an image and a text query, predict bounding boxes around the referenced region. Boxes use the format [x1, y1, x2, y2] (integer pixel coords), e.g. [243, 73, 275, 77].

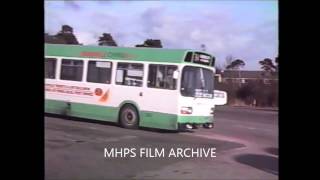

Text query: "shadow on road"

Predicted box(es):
[140, 127, 195, 134]
[264, 147, 278, 156]
[45, 113, 190, 134]
[234, 154, 278, 175]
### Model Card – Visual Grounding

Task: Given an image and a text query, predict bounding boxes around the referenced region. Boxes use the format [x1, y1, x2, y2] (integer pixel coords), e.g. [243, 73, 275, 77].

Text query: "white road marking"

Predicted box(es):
[234, 125, 257, 130]
[183, 133, 249, 145]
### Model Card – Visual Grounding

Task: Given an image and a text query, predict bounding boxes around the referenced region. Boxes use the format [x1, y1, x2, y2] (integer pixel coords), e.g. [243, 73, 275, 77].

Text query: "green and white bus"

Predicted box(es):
[45, 43, 216, 131]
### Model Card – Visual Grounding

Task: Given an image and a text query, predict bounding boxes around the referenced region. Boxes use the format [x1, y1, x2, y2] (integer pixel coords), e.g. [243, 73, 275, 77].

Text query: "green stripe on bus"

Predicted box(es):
[45, 99, 119, 122]
[45, 100, 178, 129]
[139, 111, 178, 130]
[45, 100, 214, 130]
[45, 99, 69, 115]
[45, 43, 188, 63]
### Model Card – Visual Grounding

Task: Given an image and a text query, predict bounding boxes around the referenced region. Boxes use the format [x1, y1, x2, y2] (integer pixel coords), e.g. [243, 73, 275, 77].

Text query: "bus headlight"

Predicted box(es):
[181, 107, 193, 114]
[210, 107, 215, 115]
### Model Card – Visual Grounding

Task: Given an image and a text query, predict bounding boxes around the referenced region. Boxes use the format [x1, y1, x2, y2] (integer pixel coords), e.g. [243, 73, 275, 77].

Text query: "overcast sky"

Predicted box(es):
[45, 0, 278, 70]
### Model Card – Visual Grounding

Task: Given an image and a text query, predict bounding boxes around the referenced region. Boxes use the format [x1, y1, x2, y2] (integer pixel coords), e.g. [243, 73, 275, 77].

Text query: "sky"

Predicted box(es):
[45, 0, 278, 70]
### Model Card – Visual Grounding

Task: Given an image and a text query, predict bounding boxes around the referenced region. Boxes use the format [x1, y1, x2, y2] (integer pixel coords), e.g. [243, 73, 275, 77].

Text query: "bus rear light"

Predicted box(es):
[181, 107, 193, 114]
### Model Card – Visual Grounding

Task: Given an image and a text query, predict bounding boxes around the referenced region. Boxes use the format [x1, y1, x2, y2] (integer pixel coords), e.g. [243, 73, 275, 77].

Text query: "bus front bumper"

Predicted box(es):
[177, 115, 214, 130]
[178, 122, 214, 130]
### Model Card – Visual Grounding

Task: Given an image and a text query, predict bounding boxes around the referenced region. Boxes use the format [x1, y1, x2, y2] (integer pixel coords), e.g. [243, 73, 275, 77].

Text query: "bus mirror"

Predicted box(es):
[173, 70, 179, 79]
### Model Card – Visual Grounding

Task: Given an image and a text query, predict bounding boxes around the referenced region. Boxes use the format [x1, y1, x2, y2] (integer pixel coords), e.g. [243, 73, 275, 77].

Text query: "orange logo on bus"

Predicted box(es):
[95, 88, 103, 96]
[99, 89, 110, 102]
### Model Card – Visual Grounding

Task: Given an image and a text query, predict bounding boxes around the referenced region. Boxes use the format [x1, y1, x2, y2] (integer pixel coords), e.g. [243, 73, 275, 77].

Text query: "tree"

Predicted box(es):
[135, 39, 163, 48]
[223, 55, 233, 70]
[45, 33, 66, 44]
[259, 58, 277, 73]
[236, 81, 255, 105]
[98, 33, 117, 46]
[54, 25, 79, 44]
[225, 59, 245, 87]
[226, 59, 246, 70]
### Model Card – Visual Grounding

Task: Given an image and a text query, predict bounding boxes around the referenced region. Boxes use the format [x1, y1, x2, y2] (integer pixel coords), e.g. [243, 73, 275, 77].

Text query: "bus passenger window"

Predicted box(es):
[87, 61, 112, 84]
[115, 63, 143, 87]
[45, 58, 56, 79]
[148, 64, 177, 90]
[60, 59, 83, 81]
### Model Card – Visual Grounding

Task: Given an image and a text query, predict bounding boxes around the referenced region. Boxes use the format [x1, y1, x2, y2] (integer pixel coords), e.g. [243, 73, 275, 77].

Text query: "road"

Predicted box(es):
[45, 106, 278, 180]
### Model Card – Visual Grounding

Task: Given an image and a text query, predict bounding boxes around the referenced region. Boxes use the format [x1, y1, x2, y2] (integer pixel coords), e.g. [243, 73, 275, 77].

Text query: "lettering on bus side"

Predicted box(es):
[45, 84, 94, 96]
[80, 52, 106, 58]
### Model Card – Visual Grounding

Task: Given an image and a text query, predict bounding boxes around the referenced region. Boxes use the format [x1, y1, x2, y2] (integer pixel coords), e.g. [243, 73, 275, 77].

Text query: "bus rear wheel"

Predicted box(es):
[119, 104, 139, 129]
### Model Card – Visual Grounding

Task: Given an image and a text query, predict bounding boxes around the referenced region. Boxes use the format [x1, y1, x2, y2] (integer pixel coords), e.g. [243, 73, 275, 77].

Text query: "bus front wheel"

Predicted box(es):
[119, 104, 139, 129]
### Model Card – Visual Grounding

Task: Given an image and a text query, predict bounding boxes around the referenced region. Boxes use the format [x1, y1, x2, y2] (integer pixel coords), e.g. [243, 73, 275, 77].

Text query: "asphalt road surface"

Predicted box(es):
[45, 106, 278, 180]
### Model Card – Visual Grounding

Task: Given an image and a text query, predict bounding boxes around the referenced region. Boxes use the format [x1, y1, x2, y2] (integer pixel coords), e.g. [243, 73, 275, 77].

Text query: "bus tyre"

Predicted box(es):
[119, 105, 139, 129]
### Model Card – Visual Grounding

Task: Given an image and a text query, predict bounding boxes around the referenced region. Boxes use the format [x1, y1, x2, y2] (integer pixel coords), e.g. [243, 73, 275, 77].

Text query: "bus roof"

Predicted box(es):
[45, 43, 215, 65]
[45, 43, 196, 63]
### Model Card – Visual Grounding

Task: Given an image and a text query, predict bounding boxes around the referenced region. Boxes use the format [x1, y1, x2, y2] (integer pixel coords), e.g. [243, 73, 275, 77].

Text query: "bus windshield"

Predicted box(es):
[181, 66, 214, 98]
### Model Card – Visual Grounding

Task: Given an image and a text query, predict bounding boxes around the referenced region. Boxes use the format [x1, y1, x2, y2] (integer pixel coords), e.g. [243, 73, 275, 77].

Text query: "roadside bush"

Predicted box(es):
[236, 82, 255, 105]
[216, 79, 278, 107]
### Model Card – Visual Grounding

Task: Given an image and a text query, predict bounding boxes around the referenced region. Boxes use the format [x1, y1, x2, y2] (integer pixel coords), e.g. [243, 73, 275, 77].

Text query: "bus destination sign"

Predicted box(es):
[193, 53, 212, 66]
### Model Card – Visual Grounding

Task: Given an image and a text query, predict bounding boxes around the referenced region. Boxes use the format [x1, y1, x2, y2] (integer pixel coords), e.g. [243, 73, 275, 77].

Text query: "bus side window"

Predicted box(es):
[165, 66, 177, 89]
[147, 65, 157, 87]
[148, 64, 177, 90]
[45, 58, 57, 79]
[87, 61, 112, 84]
[116, 69, 124, 84]
[156, 66, 165, 88]
[115, 62, 143, 87]
[60, 59, 83, 81]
